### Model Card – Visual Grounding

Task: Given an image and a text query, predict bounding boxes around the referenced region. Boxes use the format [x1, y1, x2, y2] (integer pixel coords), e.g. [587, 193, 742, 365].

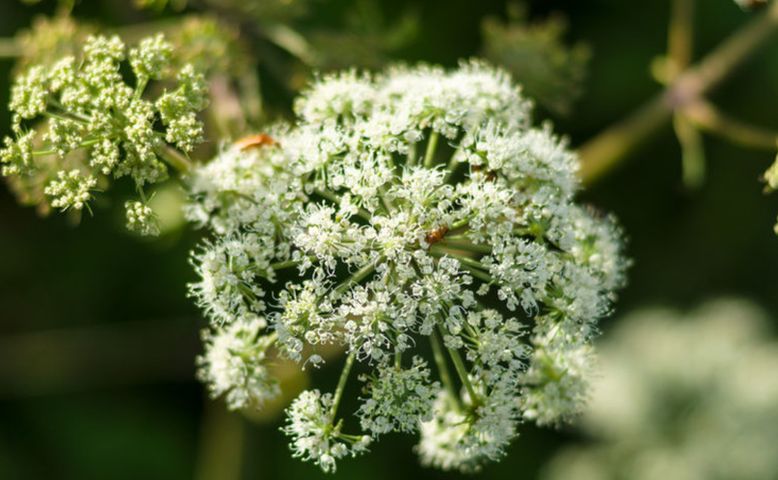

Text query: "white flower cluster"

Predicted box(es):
[197, 317, 280, 410]
[189, 60, 628, 473]
[0, 33, 207, 228]
[43, 168, 97, 211]
[542, 299, 778, 480]
[357, 356, 439, 436]
[125, 200, 160, 237]
[282, 389, 372, 473]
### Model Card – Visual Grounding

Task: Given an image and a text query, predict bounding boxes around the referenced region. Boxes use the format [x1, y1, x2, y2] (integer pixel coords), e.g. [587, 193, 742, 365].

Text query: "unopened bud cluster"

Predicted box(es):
[0, 33, 207, 226]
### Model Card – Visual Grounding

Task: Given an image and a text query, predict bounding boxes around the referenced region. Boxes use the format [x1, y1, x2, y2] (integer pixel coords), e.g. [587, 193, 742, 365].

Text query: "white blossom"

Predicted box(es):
[417, 374, 521, 473]
[197, 317, 280, 410]
[188, 61, 628, 473]
[543, 300, 778, 480]
[44, 169, 97, 211]
[125, 200, 160, 236]
[357, 357, 440, 436]
[282, 390, 371, 473]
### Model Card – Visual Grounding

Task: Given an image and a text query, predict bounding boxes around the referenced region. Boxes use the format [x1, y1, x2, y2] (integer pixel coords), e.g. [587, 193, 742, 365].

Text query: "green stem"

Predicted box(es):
[261, 24, 317, 66]
[262, 330, 279, 345]
[48, 101, 91, 123]
[668, 0, 704, 190]
[269, 259, 303, 271]
[31, 138, 102, 157]
[329, 351, 356, 421]
[406, 142, 418, 167]
[333, 261, 378, 295]
[42, 111, 81, 124]
[32, 149, 57, 157]
[450, 216, 471, 231]
[443, 234, 472, 241]
[437, 239, 492, 254]
[157, 144, 193, 174]
[378, 187, 395, 214]
[135, 78, 149, 100]
[430, 330, 461, 409]
[313, 188, 372, 221]
[194, 400, 245, 480]
[440, 327, 480, 406]
[443, 144, 463, 183]
[429, 249, 494, 283]
[579, 3, 778, 183]
[667, 0, 695, 79]
[674, 113, 706, 189]
[684, 100, 778, 150]
[434, 250, 488, 271]
[462, 264, 494, 284]
[313, 187, 340, 204]
[423, 131, 440, 169]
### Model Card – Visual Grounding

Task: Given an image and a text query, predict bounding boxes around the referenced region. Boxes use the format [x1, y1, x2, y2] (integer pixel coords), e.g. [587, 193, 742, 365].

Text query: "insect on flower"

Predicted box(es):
[424, 225, 449, 245]
[236, 133, 279, 150]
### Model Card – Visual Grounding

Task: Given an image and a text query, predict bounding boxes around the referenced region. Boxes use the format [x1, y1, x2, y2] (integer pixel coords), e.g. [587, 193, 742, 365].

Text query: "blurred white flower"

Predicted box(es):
[542, 299, 778, 480]
[197, 317, 280, 410]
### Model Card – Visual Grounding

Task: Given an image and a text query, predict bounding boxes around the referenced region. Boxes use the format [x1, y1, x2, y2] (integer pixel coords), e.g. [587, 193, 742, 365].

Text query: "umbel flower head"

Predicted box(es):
[188, 60, 628, 473]
[0, 33, 207, 233]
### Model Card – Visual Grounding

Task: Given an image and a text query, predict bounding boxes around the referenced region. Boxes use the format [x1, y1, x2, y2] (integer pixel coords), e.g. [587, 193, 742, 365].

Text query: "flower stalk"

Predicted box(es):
[329, 351, 356, 421]
[579, 2, 778, 183]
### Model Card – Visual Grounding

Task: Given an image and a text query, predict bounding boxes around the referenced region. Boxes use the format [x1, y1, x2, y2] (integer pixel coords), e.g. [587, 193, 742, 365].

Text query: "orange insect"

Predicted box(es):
[425, 225, 449, 245]
[470, 164, 497, 181]
[235, 133, 279, 151]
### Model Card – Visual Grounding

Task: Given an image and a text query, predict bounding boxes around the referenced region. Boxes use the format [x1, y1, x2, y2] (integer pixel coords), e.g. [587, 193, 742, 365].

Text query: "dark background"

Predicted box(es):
[1, 0, 777, 479]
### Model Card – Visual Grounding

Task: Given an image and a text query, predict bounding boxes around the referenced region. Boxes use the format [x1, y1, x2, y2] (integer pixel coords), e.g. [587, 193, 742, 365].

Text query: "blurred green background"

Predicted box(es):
[1, 0, 777, 479]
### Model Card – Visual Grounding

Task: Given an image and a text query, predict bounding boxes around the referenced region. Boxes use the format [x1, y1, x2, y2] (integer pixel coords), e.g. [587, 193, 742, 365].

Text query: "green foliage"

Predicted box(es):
[15, 15, 95, 72]
[306, 0, 419, 70]
[481, 5, 590, 116]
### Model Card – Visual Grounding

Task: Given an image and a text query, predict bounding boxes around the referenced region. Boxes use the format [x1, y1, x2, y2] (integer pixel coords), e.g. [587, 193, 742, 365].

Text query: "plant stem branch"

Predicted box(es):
[269, 259, 303, 271]
[683, 100, 778, 150]
[261, 24, 317, 66]
[668, 0, 695, 77]
[579, 3, 778, 183]
[333, 261, 378, 295]
[329, 351, 356, 421]
[157, 145, 193, 174]
[430, 329, 461, 409]
[313, 188, 372, 221]
[674, 114, 706, 188]
[437, 239, 492, 254]
[195, 401, 245, 480]
[423, 131, 440, 168]
[444, 337, 480, 406]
